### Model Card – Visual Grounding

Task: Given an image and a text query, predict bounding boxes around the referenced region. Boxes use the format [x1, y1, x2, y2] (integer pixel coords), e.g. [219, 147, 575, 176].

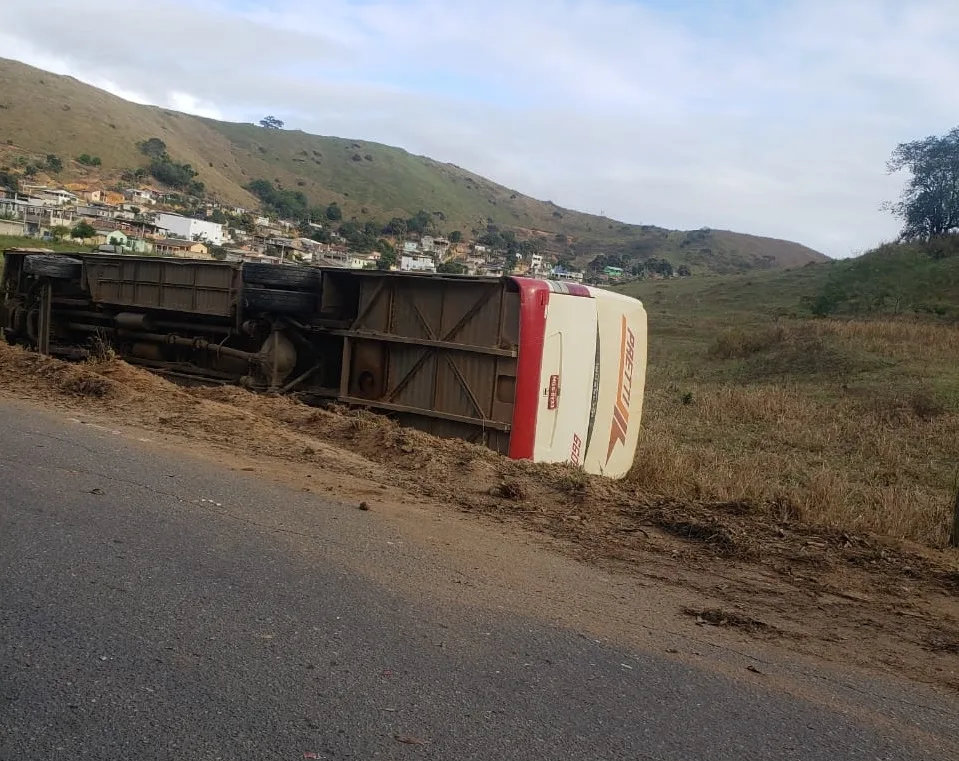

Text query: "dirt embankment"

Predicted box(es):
[0, 342, 957, 691]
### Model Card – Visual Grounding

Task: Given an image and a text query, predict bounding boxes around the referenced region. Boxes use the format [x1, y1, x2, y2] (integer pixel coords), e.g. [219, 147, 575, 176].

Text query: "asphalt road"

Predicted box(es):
[0, 401, 954, 760]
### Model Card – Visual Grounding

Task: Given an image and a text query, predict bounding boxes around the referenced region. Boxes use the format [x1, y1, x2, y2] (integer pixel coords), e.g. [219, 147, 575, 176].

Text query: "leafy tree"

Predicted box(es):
[137, 137, 167, 159]
[448, 230, 463, 243]
[437, 261, 466, 274]
[383, 217, 407, 236]
[246, 178, 308, 219]
[406, 209, 435, 235]
[325, 203, 342, 221]
[50, 225, 71, 242]
[376, 241, 397, 270]
[237, 212, 257, 233]
[71, 221, 97, 240]
[0, 170, 18, 193]
[315, 227, 333, 244]
[677, 264, 692, 277]
[76, 154, 102, 167]
[886, 127, 959, 241]
[149, 158, 202, 195]
[23, 164, 38, 178]
[504, 243, 518, 274]
[338, 220, 379, 252]
[45, 154, 63, 173]
[259, 115, 284, 129]
[209, 208, 227, 224]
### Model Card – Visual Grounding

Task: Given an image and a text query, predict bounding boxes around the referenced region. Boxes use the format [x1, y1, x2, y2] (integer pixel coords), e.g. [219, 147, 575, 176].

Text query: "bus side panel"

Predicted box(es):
[580, 289, 648, 479]
[531, 293, 598, 466]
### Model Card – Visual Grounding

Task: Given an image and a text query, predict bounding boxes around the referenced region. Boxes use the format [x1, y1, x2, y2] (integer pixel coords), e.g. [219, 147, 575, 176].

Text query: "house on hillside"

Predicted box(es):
[154, 238, 211, 258]
[76, 203, 116, 221]
[400, 254, 436, 273]
[551, 266, 584, 283]
[348, 253, 379, 270]
[96, 229, 129, 248]
[154, 212, 224, 245]
[124, 188, 156, 205]
[39, 188, 79, 206]
[80, 189, 103, 203]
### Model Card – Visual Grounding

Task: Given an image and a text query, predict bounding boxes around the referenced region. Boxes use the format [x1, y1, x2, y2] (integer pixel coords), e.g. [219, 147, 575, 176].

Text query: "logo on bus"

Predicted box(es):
[570, 432, 583, 466]
[606, 316, 636, 463]
[547, 374, 560, 410]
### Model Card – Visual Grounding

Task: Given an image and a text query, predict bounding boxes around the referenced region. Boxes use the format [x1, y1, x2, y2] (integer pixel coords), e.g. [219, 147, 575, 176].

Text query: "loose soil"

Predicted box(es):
[1, 343, 957, 693]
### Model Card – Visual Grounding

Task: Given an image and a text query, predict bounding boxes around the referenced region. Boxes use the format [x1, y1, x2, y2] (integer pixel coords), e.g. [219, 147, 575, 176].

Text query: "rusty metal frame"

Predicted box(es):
[337, 278, 510, 430]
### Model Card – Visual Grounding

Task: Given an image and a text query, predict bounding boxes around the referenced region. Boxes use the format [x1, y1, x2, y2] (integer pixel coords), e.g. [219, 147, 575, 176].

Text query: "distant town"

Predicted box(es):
[0, 178, 679, 284]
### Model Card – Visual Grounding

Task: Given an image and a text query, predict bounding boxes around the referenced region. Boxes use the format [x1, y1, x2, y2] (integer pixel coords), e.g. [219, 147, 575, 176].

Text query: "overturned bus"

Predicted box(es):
[0, 250, 647, 478]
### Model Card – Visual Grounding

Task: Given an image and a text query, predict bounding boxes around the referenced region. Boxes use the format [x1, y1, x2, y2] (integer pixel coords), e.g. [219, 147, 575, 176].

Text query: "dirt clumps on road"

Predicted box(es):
[0, 343, 957, 691]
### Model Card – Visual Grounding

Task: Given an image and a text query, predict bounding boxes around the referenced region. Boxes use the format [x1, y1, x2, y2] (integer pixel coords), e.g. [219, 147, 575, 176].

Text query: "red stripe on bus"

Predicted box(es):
[565, 283, 591, 297]
[508, 277, 550, 460]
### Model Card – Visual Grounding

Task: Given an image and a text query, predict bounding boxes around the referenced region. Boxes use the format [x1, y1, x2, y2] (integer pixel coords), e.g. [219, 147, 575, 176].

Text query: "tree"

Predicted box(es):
[437, 261, 466, 274]
[448, 230, 463, 243]
[504, 243, 518, 274]
[259, 115, 284, 129]
[209, 208, 227, 224]
[137, 137, 167, 159]
[406, 209, 435, 235]
[325, 203, 342, 221]
[46, 154, 63, 173]
[886, 127, 959, 241]
[50, 225, 71, 242]
[376, 243, 397, 270]
[76, 153, 102, 167]
[71, 221, 97, 240]
[383, 217, 407, 236]
[0, 171, 18, 193]
[677, 264, 692, 277]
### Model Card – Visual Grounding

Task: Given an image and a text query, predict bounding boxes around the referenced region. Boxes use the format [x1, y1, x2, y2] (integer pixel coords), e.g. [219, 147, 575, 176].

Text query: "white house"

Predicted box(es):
[530, 253, 545, 273]
[347, 254, 378, 269]
[400, 254, 436, 273]
[154, 213, 225, 245]
[552, 266, 584, 283]
[40, 189, 78, 206]
[402, 241, 419, 254]
[124, 188, 156, 205]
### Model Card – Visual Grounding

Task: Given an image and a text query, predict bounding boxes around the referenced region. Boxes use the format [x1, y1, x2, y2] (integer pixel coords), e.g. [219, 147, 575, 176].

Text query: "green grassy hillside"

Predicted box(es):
[0, 57, 827, 273]
[614, 240, 959, 546]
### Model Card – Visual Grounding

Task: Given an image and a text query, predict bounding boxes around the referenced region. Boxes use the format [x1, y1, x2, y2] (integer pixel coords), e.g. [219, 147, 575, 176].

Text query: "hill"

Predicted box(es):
[620, 237, 959, 322]
[0, 57, 828, 273]
[611, 239, 959, 550]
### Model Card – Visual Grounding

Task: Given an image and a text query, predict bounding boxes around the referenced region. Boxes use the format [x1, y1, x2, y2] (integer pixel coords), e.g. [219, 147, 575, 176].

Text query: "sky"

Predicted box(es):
[1, 0, 957, 258]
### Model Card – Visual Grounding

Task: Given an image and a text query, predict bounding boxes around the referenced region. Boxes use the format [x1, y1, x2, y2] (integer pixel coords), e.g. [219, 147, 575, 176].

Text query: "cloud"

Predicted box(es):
[2, 0, 957, 256]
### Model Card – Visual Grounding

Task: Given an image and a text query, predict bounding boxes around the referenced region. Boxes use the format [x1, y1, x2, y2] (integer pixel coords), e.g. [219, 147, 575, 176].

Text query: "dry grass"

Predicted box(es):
[630, 317, 959, 546]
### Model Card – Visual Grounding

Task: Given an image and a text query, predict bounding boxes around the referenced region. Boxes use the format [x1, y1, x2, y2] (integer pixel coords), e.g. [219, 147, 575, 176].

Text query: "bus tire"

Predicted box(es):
[242, 263, 320, 289]
[243, 288, 316, 315]
[24, 254, 82, 280]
